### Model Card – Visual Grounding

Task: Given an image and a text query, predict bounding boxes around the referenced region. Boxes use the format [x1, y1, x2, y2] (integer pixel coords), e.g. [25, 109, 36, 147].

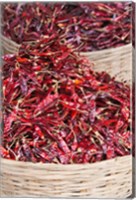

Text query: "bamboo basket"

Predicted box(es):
[0, 36, 133, 198]
[1, 156, 132, 198]
[81, 43, 132, 84]
[0, 35, 132, 83]
[0, 35, 20, 55]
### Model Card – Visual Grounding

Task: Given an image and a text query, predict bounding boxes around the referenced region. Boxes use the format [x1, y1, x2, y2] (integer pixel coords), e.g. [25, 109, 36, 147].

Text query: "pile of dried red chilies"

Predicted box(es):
[3, 2, 131, 51]
[1, 35, 131, 164]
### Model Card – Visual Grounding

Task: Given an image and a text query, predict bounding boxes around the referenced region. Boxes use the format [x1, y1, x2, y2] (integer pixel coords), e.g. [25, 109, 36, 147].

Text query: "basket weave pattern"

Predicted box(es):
[0, 35, 20, 54]
[1, 156, 132, 198]
[81, 44, 132, 83]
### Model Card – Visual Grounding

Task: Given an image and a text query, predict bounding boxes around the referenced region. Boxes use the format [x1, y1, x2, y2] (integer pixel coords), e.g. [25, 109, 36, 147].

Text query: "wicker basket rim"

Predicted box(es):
[1, 35, 132, 54]
[80, 43, 132, 55]
[1, 155, 132, 169]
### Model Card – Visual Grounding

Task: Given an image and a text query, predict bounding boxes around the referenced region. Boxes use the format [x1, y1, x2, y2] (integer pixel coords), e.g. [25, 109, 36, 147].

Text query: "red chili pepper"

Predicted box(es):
[2, 33, 131, 164]
[57, 135, 71, 154]
[35, 125, 45, 139]
[121, 107, 130, 121]
[34, 92, 58, 115]
[17, 57, 29, 63]
[3, 2, 131, 51]
[106, 146, 115, 159]
[0, 145, 10, 158]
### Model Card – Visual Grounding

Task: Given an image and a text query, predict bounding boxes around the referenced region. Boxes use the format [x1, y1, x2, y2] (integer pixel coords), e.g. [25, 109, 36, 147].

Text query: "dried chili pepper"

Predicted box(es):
[3, 2, 131, 51]
[1, 35, 131, 164]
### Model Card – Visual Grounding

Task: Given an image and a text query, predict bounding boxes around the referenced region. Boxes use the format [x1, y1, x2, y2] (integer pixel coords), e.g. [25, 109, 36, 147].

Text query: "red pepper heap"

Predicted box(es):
[1, 35, 131, 164]
[3, 2, 131, 51]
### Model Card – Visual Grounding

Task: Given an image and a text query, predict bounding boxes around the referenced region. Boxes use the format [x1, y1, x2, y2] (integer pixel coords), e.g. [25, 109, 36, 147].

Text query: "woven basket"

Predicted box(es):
[81, 43, 132, 84]
[0, 36, 133, 198]
[0, 35, 20, 54]
[0, 35, 132, 83]
[1, 155, 132, 198]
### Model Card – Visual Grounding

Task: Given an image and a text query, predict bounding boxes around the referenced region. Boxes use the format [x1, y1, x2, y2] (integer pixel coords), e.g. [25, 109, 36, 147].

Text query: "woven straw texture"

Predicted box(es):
[81, 43, 132, 84]
[0, 35, 20, 54]
[0, 155, 132, 198]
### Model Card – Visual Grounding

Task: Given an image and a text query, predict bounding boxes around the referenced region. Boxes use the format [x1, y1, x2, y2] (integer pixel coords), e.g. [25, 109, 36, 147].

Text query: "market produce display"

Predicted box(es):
[0, 2, 133, 199]
[3, 2, 131, 51]
[1, 35, 131, 164]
